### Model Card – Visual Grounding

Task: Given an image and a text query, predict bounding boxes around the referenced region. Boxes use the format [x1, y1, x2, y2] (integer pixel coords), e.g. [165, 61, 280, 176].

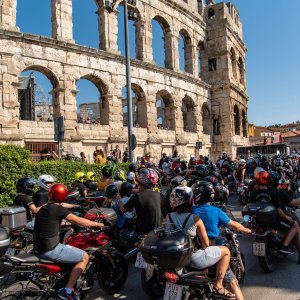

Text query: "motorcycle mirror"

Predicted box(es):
[243, 215, 250, 222]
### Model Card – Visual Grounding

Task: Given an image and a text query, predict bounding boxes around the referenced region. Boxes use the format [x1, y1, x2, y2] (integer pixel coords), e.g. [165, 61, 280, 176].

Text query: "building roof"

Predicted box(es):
[282, 130, 300, 138]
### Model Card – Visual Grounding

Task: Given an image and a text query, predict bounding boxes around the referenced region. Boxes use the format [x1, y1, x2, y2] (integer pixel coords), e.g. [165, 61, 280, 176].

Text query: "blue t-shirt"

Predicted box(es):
[192, 204, 230, 239]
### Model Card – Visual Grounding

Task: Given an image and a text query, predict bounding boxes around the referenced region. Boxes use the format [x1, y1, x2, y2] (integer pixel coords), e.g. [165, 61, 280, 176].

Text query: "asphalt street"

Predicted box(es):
[88, 196, 300, 300]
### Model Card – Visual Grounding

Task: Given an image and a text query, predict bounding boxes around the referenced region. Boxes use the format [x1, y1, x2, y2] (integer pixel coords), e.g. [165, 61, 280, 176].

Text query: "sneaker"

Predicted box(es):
[58, 288, 78, 300]
[279, 246, 295, 255]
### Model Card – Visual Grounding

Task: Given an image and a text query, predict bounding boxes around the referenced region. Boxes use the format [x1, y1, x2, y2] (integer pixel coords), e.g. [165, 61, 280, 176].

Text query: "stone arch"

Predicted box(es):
[230, 47, 237, 79]
[178, 29, 193, 74]
[122, 83, 147, 128]
[152, 15, 172, 68]
[156, 90, 175, 130]
[202, 103, 212, 135]
[76, 74, 109, 125]
[238, 57, 245, 85]
[242, 109, 247, 137]
[182, 96, 197, 132]
[208, 8, 215, 20]
[18, 65, 59, 121]
[234, 104, 240, 135]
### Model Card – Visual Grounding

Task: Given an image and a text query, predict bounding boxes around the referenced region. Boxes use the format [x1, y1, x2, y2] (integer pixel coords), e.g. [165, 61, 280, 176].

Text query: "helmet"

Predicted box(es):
[86, 172, 95, 182]
[173, 166, 182, 175]
[137, 168, 159, 188]
[48, 183, 68, 202]
[16, 177, 36, 194]
[75, 172, 85, 183]
[128, 163, 137, 172]
[222, 161, 230, 168]
[102, 165, 114, 178]
[171, 176, 187, 188]
[195, 165, 210, 177]
[115, 169, 126, 182]
[104, 184, 119, 198]
[255, 170, 270, 186]
[268, 171, 280, 188]
[192, 181, 215, 205]
[170, 186, 194, 210]
[119, 182, 134, 197]
[239, 159, 246, 166]
[208, 163, 217, 172]
[37, 175, 55, 191]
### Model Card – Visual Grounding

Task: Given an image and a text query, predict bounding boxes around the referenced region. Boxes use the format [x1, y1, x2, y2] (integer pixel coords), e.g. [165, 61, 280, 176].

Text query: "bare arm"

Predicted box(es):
[228, 220, 251, 234]
[195, 215, 209, 249]
[288, 199, 300, 207]
[28, 204, 41, 214]
[66, 213, 104, 228]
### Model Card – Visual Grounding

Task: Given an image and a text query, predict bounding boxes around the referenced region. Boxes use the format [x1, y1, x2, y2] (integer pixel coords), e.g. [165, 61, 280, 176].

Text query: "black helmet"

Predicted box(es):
[192, 181, 215, 205]
[173, 166, 182, 175]
[208, 163, 217, 172]
[119, 182, 133, 198]
[102, 165, 114, 178]
[104, 184, 119, 198]
[268, 171, 280, 188]
[16, 177, 36, 194]
[195, 165, 210, 177]
[171, 176, 187, 188]
[129, 163, 137, 172]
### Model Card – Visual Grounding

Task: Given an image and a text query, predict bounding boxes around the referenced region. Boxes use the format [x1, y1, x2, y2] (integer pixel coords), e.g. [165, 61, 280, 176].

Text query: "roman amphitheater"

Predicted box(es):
[0, 0, 249, 161]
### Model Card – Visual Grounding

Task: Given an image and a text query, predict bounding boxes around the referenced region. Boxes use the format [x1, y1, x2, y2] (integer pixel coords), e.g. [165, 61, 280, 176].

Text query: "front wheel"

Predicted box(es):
[258, 243, 276, 273]
[141, 265, 165, 299]
[97, 253, 128, 294]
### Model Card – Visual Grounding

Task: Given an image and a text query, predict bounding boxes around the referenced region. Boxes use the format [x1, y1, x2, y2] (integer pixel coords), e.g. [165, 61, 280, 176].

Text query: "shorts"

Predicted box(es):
[38, 243, 85, 264]
[190, 246, 221, 269]
[275, 218, 294, 233]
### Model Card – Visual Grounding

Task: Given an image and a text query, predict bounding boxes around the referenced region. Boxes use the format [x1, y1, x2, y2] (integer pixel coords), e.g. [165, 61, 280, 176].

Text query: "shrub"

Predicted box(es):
[0, 145, 128, 207]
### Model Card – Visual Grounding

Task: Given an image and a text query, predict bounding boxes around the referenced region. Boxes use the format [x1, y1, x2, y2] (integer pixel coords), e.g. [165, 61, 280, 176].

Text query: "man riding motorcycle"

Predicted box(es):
[34, 183, 104, 300]
[33, 174, 55, 207]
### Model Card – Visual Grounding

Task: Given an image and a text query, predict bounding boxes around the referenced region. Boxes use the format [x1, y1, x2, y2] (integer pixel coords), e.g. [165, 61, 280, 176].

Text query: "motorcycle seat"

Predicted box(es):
[9, 253, 54, 264]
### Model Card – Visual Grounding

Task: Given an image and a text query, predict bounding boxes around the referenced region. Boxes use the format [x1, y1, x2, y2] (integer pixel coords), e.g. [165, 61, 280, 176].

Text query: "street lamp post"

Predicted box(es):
[124, 0, 134, 163]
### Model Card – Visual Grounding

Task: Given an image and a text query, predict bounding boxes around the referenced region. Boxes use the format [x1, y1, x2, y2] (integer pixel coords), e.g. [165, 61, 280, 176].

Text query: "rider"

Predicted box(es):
[34, 183, 103, 300]
[98, 165, 114, 191]
[118, 168, 162, 235]
[192, 181, 251, 300]
[167, 186, 235, 300]
[33, 175, 55, 207]
[103, 184, 119, 208]
[250, 170, 299, 255]
[233, 159, 247, 183]
[113, 169, 127, 189]
[72, 172, 85, 189]
[84, 172, 98, 192]
[126, 163, 137, 185]
[14, 177, 40, 221]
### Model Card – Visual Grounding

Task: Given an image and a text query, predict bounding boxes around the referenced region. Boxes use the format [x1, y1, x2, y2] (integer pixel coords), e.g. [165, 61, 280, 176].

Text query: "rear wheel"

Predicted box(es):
[141, 266, 165, 299]
[258, 243, 276, 273]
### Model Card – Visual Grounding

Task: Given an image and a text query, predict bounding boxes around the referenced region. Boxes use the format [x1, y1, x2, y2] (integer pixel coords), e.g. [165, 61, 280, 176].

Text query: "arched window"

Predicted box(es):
[208, 8, 215, 20]
[117, 3, 139, 59]
[230, 48, 237, 79]
[76, 75, 108, 125]
[182, 96, 197, 132]
[156, 91, 175, 130]
[197, 0, 203, 14]
[197, 41, 204, 76]
[242, 109, 247, 137]
[238, 57, 245, 85]
[18, 67, 58, 122]
[17, 0, 51, 36]
[178, 30, 193, 74]
[234, 105, 240, 135]
[73, 0, 99, 48]
[122, 84, 147, 128]
[152, 16, 171, 68]
[202, 104, 212, 135]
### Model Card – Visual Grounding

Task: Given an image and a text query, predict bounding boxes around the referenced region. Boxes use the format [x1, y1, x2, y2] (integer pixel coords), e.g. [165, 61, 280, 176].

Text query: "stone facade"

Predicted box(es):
[0, 0, 249, 160]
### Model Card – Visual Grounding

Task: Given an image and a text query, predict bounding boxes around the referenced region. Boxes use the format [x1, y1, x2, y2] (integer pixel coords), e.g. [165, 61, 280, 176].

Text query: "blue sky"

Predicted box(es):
[16, 0, 300, 126]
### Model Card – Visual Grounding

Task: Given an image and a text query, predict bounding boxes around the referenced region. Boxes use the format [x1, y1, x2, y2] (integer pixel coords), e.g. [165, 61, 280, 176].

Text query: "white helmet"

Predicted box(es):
[239, 159, 246, 165]
[37, 174, 55, 191]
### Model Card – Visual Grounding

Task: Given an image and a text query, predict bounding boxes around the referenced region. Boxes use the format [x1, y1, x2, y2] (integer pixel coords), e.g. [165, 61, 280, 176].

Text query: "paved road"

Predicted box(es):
[88, 196, 300, 300]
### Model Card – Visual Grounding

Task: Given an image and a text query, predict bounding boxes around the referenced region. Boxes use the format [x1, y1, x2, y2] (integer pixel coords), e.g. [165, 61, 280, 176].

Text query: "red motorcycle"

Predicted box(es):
[0, 225, 128, 299]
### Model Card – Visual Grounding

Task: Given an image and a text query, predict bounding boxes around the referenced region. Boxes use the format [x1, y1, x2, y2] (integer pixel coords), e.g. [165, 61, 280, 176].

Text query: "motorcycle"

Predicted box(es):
[0, 226, 128, 298]
[238, 179, 252, 205]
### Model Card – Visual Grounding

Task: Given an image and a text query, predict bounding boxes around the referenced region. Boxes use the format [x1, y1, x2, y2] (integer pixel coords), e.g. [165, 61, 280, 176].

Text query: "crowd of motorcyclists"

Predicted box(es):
[3, 150, 300, 299]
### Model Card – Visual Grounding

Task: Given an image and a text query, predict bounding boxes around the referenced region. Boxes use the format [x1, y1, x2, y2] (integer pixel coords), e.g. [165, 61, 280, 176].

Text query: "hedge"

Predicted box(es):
[0, 145, 128, 208]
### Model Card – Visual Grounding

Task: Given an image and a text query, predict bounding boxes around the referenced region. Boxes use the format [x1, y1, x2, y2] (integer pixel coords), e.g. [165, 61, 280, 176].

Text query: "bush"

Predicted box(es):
[0, 145, 128, 208]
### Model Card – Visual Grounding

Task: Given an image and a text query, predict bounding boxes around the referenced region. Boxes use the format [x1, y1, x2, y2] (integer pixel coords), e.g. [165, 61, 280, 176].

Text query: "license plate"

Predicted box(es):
[253, 242, 266, 256]
[5, 247, 16, 256]
[163, 282, 183, 300]
[135, 252, 147, 269]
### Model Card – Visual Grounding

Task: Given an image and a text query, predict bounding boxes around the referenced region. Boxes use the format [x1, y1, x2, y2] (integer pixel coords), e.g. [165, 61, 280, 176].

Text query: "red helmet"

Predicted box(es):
[48, 183, 68, 202]
[255, 171, 270, 186]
